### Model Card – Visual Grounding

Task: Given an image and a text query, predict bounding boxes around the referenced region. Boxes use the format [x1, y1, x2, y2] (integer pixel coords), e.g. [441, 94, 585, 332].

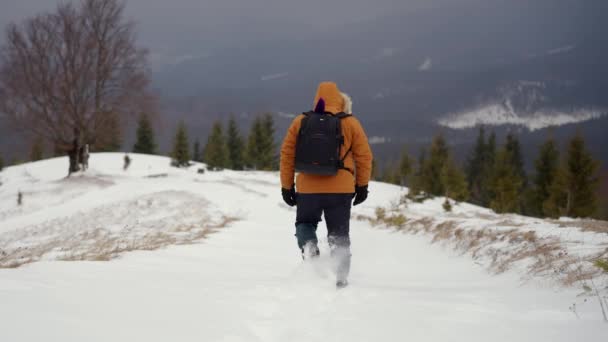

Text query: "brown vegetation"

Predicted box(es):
[369, 205, 606, 287]
[0, 215, 238, 269]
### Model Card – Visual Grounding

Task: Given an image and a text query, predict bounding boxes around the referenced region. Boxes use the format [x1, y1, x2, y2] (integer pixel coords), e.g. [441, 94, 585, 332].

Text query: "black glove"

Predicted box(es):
[282, 187, 297, 207]
[353, 185, 368, 206]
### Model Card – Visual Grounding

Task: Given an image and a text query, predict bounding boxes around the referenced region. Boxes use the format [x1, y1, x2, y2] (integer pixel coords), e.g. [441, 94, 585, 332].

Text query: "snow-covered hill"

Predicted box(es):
[438, 104, 605, 131]
[0, 153, 607, 341]
[438, 81, 607, 131]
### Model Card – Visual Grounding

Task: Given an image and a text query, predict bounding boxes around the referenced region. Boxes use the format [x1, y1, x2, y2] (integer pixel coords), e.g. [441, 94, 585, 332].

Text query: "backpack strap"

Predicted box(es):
[335, 112, 354, 174]
[338, 147, 353, 174]
[335, 112, 352, 119]
[302, 111, 352, 118]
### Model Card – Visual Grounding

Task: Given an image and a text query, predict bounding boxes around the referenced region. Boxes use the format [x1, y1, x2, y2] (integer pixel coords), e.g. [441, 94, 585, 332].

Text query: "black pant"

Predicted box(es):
[295, 193, 353, 281]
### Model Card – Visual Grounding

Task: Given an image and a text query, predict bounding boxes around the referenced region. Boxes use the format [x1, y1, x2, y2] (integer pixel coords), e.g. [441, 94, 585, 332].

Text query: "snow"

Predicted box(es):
[438, 104, 606, 131]
[1, 153, 607, 341]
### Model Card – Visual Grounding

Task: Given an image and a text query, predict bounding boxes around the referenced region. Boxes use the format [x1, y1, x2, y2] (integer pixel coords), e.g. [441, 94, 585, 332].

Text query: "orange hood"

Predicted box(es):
[313, 82, 346, 114]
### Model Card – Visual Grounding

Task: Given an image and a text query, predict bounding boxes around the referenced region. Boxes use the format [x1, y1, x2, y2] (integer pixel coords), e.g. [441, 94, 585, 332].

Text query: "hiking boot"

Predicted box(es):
[302, 242, 320, 260]
[336, 280, 348, 289]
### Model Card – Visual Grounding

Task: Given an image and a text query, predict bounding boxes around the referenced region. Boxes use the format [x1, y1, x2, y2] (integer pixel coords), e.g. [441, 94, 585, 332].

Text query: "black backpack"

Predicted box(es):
[295, 111, 353, 175]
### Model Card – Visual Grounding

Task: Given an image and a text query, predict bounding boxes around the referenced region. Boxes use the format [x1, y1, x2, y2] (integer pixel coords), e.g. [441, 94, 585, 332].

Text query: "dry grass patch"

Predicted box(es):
[371, 204, 606, 288]
[430, 221, 458, 243]
[0, 191, 241, 268]
[551, 219, 608, 234]
[69, 215, 238, 263]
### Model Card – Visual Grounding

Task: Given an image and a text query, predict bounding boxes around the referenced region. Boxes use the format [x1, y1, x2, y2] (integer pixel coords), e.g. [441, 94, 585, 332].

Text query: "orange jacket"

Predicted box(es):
[280, 82, 373, 194]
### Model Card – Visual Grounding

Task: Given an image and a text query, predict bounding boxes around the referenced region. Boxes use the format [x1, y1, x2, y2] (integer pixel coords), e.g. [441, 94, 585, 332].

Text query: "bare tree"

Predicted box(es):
[0, 0, 155, 174]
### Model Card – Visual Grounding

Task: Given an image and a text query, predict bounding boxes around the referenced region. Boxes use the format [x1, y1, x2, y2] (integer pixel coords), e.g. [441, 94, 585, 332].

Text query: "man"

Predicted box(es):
[280, 81, 373, 288]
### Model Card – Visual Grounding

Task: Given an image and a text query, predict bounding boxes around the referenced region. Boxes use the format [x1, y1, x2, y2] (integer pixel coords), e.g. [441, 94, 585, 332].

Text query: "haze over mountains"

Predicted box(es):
[0, 0, 606, 166]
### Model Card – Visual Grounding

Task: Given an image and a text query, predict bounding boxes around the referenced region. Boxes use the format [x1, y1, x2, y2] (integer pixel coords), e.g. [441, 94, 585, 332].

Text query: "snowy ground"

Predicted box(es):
[0, 153, 607, 341]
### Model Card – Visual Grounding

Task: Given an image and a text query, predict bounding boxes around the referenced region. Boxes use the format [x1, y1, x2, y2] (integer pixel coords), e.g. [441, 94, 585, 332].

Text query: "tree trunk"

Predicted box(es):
[67, 132, 82, 176]
[566, 190, 572, 217]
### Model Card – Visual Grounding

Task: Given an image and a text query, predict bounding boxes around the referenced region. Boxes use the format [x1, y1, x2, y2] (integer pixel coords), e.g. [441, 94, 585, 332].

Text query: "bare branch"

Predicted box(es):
[0, 0, 156, 153]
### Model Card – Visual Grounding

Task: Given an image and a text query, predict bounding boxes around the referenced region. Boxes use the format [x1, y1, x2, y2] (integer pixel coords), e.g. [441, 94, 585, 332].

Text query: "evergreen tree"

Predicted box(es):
[133, 113, 158, 154]
[441, 157, 469, 202]
[482, 131, 497, 206]
[408, 149, 427, 199]
[466, 127, 487, 205]
[245, 117, 263, 170]
[203, 120, 229, 170]
[504, 132, 527, 212]
[0, 154, 4, 171]
[259, 113, 278, 170]
[227, 116, 245, 170]
[398, 146, 413, 186]
[465, 127, 496, 207]
[421, 134, 450, 196]
[531, 137, 560, 216]
[381, 162, 400, 185]
[246, 114, 277, 170]
[543, 167, 568, 218]
[486, 131, 496, 163]
[543, 134, 600, 218]
[192, 139, 202, 162]
[171, 121, 190, 167]
[505, 132, 527, 185]
[30, 138, 44, 161]
[490, 147, 524, 214]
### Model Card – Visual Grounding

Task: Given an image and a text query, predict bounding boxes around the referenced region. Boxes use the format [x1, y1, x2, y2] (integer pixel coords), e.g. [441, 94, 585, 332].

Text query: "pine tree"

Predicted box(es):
[245, 117, 263, 170]
[543, 134, 600, 218]
[441, 157, 469, 202]
[171, 121, 190, 167]
[203, 120, 229, 170]
[259, 113, 278, 170]
[408, 149, 427, 200]
[227, 116, 245, 170]
[192, 139, 202, 162]
[133, 113, 158, 154]
[381, 162, 400, 185]
[482, 131, 497, 205]
[0, 154, 4, 171]
[505, 132, 527, 185]
[30, 138, 44, 161]
[398, 146, 413, 186]
[543, 168, 568, 218]
[504, 132, 527, 212]
[246, 114, 277, 170]
[490, 147, 524, 214]
[486, 131, 496, 162]
[531, 137, 560, 216]
[466, 127, 487, 205]
[421, 134, 450, 196]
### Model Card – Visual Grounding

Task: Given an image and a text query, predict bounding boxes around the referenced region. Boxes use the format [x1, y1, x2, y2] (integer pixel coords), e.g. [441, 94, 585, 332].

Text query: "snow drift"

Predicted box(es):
[0, 153, 607, 341]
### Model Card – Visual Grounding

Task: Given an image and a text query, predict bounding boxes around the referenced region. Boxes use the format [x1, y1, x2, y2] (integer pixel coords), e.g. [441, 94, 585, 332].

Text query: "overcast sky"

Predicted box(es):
[0, 0, 464, 48]
[1, 0, 597, 70]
